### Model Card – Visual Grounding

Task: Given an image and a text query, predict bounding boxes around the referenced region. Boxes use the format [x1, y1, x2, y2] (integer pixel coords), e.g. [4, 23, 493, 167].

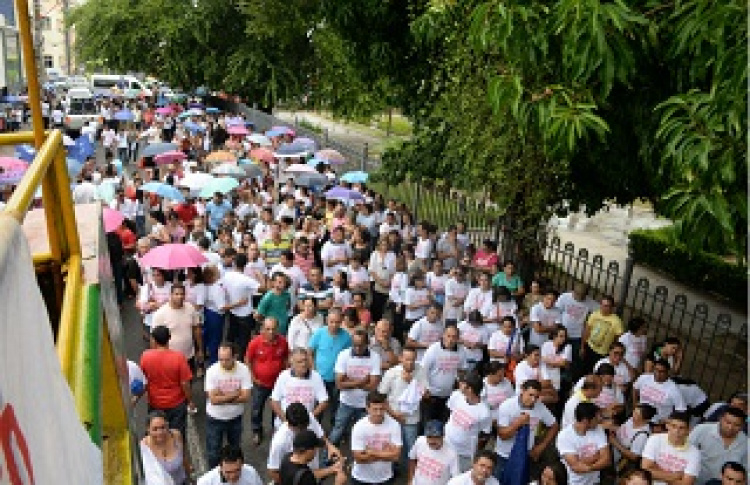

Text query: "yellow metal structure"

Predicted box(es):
[0, 1, 137, 483]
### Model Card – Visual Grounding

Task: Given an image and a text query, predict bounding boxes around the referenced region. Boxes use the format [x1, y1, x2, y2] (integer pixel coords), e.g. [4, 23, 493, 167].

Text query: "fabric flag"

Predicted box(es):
[502, 424, 530, 485]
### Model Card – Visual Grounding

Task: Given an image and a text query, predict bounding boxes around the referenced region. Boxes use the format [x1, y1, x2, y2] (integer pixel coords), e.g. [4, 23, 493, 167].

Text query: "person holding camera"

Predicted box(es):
[279, 429, 348, 485]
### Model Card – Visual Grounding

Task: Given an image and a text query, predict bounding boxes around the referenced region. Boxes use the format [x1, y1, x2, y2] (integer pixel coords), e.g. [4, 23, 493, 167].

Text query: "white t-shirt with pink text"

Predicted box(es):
[350, 415, 402, 484]
[641, 433, 701, 485]
[557, 424, 608, 485]
[408, 436, 459, 485]
[444, 390, 492, 458]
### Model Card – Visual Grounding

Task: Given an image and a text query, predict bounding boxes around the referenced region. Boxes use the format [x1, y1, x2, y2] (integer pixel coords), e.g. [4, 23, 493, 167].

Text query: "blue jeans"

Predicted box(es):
[400, 423, 419, 468]
[135, 215, 146, 238]
[205, 415, 243, 469]
[250, 385, 273, 434]
[324, 381, 339, 428]
[493, 454, 509, 482]
[329, 402, 366, 446]
[203, 308, 225, 366]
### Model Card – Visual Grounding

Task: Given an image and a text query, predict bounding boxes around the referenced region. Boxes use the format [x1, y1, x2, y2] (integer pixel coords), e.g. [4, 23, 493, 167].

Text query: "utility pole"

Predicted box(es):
[62, 0, 70, 74]
[32, 0, 43, 81]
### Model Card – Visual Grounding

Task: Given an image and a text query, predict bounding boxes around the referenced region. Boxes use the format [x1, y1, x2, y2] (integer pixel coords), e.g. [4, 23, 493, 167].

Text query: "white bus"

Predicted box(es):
[90, 74, 153, 99]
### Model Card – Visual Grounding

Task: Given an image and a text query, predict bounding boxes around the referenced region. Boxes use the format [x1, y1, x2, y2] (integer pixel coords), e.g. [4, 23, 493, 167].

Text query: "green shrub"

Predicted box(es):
[298, 119, 323, 134]
[629, 227, 748, 307]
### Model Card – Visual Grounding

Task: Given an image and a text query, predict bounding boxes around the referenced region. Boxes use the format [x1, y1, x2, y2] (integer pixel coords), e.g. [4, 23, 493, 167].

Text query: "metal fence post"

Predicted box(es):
[412, 181, 420, 223]
[323, 128, 329, 148]
[617, 242, 635, 315]
[362, 143, 369, 172]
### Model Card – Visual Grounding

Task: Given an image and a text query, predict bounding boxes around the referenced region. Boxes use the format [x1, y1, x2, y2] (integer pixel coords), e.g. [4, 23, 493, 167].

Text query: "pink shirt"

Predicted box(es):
[473, 250, 498, 270]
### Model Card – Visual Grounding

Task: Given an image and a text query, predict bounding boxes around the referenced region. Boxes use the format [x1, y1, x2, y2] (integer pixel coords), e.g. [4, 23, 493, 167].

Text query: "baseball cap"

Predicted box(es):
[424, 420, 444, 437]
[293, 429, 325, 451]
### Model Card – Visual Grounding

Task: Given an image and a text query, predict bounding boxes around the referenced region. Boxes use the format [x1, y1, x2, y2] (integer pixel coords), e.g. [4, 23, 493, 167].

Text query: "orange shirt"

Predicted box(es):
[140, 349, 192, 409]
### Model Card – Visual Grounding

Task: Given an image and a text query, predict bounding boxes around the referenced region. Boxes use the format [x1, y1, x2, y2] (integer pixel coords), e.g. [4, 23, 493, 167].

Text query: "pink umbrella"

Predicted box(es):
[154, 150, 187, 165]
[103, 207, 124, 233]
[249, 148, 275, 164]
[315, 149, 346, 165]
[139, 243, 208, 270]
[155, 107, 173, 115]
[227, 126, 249, 136]
[0, 157, 28, 171]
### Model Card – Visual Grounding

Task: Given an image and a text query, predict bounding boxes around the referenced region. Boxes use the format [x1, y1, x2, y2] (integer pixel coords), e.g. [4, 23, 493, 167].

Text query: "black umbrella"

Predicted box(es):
[274, 142, 311, 158]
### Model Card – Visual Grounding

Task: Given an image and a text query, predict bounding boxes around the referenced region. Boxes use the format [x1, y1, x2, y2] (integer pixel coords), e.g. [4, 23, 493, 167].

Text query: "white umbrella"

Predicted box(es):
[211, 163, 246, 178]
[179, 172, 215, 194]
[248, 134, 272, 147]
[284, 164, 317, 174]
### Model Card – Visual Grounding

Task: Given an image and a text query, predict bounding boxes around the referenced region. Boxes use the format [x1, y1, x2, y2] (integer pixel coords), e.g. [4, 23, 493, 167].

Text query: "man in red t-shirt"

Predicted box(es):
[174, 197, 198, 229]
[140, 325, 195, 438]
[244, 317, 289, 444]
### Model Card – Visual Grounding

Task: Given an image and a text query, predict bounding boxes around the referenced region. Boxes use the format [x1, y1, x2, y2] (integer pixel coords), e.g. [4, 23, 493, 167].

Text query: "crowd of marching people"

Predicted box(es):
[83, 97, 747, 485]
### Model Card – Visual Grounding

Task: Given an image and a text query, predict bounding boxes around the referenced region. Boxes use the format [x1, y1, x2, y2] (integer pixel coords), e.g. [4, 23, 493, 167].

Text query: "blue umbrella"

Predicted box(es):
[295, 172, 329, 188]
[114, 109, 134, 121]
[67, 136, 95, 162]
[340, 171, 369, 183]
[184, 121, 205, 133]
[15, 144, 36, 163]
[140, 142, 179, 158]
[205, 107, 220, 114]
[265, 129, 286, 138]
[140, 182, 186, 202]
[66, 158, 84, 178]
[307, 157, 329, 167]
[275, 142, 311, 158]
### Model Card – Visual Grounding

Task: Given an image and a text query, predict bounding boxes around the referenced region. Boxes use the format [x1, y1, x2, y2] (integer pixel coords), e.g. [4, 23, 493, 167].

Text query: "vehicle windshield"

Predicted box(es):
[68, 100, 97, 115]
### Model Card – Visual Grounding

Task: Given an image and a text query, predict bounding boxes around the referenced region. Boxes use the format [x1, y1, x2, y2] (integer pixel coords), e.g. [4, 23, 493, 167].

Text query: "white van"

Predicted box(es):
[90, 74, 153, 99]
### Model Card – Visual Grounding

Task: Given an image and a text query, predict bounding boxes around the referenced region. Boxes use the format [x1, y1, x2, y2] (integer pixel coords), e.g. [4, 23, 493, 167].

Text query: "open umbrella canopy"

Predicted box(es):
[205, 107, 220, 114]
[307, 157, 329, 167]
[139, 243, 208, 270]
[227, 125, 249, 136]
[154, 150, 187, 165]
[248, 134, 272, 147]
[211, 163, 246, 178]
[103, 207, 125, 232]
[294, 137, 317, 152]
[249, 147, 274, 164]
[183, 121, 205, 133]
[205, 150, 237, 164]
[155, 107, 173, 115]
[140, 142, 178, 159]
[179, 172, 215, 193]
[67, 157, 84, 178]
[0, 157, 28, 171]
[97, 182, 117, 204]
[114, 109, 134, 121]
[325, 186, 365, 201]
[340, 171, 369, 184]
[275, 142, 311, 158]
[315, 149, 346, 165]
[140, 182, 185, 201]
[284, 164, 317, 174]
[294, 172, 329, 188]
[240, 163, 263, 178]
[271, 126, 295, 136]
[199, 177, 240, 198]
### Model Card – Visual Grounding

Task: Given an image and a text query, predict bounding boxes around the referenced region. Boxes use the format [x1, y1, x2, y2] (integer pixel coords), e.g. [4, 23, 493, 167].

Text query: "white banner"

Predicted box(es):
[0, 216, 102, 484]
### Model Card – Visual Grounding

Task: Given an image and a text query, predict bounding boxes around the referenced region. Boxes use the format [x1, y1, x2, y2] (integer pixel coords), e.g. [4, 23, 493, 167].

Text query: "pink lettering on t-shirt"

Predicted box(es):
[640, 385, 666, 405]
[656, 452, 688, 473]
[566, 305, 586, 320]
[437, 355, 460, 373]
[578, 442, 598, 459]
[347, 364, 371, 380]
[218, 378, 241, 393]
[416, 455, 447, 480]
[286, 385, 315, 407]
[365, 432, 392, 451]
[463, 328, 481, 344]
[451, 409, 476, 431]
[487, 387, 511, 407]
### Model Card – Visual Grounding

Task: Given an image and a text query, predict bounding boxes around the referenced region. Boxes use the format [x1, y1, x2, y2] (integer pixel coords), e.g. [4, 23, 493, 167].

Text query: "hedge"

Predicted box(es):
[628, 227, 748, 308]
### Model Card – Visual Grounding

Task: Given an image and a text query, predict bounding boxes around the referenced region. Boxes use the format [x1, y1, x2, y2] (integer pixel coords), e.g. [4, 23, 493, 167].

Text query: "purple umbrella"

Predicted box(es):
[325, 187, 365, 201]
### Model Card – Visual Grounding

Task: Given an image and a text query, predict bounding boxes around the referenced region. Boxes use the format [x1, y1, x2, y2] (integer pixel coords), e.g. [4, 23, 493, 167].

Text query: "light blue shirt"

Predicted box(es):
[308, 327, 352, 382]
[205, 199, 231, 230]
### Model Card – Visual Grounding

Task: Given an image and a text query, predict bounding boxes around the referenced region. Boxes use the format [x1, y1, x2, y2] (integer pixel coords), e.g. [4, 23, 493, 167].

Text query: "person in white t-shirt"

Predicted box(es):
[408, 420, 460, 485]
[457, 310, 491, 373]
[632, 359, 687, 425]
[443, 266, 470, 326]
[329, 330, 382, 447]
[266, 402, 342, 483]
[529, 289, 562, 347]
[270, 348, 329, 424]
[447, 450, 501, 485]
[406, 304, 445, 363]
[422, 326, 469, 422]
[555, 282, 597, 376]
[541, 325, 572, 392]
[594, 341, 633, 392]
[488, 315, 525, 364]
[480, 361, 514, 416]
[426, 259, 448, 307]
[445, 373, 492, 472]
[513, 345, 557, 404]
[350, 391, 402, 485]
[494, 379, 559, 480]
[641, 411, 701, 485]
[403, 273, 432, 324]
[609, 403, 657, 472]
[618, 316, 649, 372]
[463, 273, 493, 316]
[563, 375, 603, 428]
[196, 446, 263, 485]
[557, 401, 611, 485]
[204, 343, 251, 468]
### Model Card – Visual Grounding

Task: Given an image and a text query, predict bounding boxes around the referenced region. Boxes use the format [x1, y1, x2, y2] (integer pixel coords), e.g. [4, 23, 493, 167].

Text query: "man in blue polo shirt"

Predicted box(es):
[204, 192, 232, 233]
[309, 308, 351, 427]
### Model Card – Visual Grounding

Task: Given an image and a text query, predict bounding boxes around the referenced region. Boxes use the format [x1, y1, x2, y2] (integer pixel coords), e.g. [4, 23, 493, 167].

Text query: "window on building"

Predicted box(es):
[39, 16, 52, 30]
[43, 55, 54, 68]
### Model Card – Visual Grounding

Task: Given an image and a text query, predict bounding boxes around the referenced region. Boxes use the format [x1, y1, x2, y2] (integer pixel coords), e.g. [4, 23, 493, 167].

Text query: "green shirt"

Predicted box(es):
[492, 272, 523, 292]
[257, 290, 292, 334]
